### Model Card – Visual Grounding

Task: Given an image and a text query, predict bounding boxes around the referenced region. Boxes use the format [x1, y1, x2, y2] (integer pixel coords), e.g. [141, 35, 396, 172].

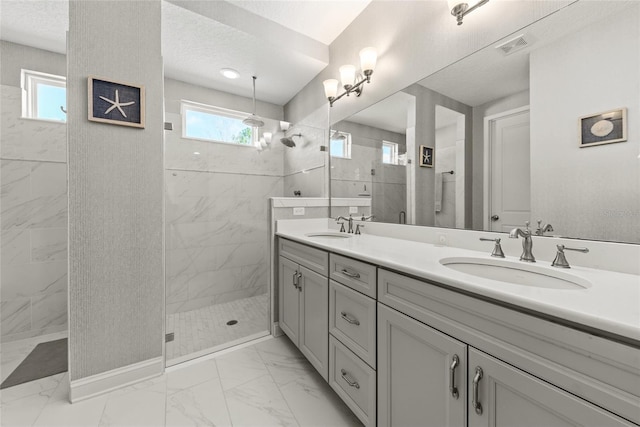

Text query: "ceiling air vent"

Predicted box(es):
[495, 34, 531, 56]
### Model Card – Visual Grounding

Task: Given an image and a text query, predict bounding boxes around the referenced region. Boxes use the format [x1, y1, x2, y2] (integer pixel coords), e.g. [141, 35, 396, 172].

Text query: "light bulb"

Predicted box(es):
[339, 65, 356, 89]
[359, 47, 377, 73]
[323, 79, 339, 99]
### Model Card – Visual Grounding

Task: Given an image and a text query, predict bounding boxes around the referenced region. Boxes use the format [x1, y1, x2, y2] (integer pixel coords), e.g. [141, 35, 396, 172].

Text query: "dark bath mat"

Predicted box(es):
[1, 338, 67, 389]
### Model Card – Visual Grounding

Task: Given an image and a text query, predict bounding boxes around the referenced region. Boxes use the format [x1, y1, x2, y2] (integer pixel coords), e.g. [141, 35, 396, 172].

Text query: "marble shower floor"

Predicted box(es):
[0, 335, 363, 427]
[166, 293, 270, 364]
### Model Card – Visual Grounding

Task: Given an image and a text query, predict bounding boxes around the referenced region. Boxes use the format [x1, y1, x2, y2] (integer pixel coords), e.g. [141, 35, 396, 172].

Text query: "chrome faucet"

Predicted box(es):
[535, 220, 554, 236]
[336, 215, 354, 233]
[509, 221, 535, 262]
[360, 214, 374, 221]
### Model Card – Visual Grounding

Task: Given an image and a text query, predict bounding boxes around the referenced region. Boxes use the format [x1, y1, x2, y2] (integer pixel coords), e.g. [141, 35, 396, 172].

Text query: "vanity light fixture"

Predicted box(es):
[263, 132, 272, 143]
[280, 121, 290, 132]
[323, 47, 377, 107]
[448, 0, 489, 25]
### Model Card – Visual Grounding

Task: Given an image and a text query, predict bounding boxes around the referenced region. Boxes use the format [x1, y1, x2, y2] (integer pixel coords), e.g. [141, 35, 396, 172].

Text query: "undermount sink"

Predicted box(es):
[305, 232, 352, 239]
[439, 257, 591, 290]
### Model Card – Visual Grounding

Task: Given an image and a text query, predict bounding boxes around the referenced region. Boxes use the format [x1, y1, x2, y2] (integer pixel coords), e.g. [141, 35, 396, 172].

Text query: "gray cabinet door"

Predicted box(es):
[467, 348, 634, 427]
[378, 303, 467, 427]
[279, 256, 300, 346]
[299, 265, 329, 381]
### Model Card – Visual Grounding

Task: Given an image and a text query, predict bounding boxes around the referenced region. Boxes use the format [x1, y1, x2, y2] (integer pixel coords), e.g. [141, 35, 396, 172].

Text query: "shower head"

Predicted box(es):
[280, 133, 302, 148]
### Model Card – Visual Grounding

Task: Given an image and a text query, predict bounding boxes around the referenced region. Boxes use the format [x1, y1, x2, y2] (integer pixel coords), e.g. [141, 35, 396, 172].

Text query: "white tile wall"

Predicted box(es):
[0, 85, 68, 342]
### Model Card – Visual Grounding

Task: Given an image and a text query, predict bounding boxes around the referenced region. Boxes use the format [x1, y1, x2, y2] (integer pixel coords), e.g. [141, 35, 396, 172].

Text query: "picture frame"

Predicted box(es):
[419, 145, 434, 167]
[579, 107, 626, 148]
[88, 76, 145, 128]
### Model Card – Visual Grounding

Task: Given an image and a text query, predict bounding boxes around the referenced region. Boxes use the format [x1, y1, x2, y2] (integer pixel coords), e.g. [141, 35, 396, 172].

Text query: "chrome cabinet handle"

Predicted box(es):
[491, 215, 499, 221]
[341, 268, 361, 279]
[292, 271, 299, 289]
[472, 367, 483, 415]
[340, 312, 360, 326]
[297, 272, 302, 292]
[340, 369, 360, 389]
[449, 354, 459, 399]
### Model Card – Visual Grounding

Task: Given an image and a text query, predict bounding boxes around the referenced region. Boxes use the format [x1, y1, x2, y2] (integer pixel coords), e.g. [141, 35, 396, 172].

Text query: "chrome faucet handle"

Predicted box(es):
[360, 215, 374, 221]
[355, 224, 364, 235]
[535, 220, 554, 236]
[479, 237, 505, 258]
[337, 222, 346, 233]
[552, 245, 589, 269]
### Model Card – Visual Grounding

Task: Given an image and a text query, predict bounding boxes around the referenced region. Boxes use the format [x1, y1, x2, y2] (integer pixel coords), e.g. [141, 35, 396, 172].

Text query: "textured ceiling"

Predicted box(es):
[346, 91, 415, 135]
[0, 0, 68, 54]
[227, 0, 371, 45]
[0, 0, 370, 106]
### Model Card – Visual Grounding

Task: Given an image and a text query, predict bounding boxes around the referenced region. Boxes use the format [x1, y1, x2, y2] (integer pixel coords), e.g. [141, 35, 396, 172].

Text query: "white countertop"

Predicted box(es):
[276, 226, 640, 345]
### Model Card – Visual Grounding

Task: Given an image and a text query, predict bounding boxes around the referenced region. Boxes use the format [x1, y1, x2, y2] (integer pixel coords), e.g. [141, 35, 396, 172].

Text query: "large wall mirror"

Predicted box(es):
[330, 1, 639, 244]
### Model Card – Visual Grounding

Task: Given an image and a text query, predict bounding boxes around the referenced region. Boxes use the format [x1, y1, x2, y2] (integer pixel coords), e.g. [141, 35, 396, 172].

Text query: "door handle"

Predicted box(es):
[472, 366, 483, 415]
[491, 215, 499, 221]
[449, 354, 459, 399]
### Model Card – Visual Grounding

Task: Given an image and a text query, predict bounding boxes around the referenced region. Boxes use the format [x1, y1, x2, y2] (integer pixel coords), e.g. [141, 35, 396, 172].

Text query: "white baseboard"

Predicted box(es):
[272, 322, 284, 337]
[70, 357, 164, 403]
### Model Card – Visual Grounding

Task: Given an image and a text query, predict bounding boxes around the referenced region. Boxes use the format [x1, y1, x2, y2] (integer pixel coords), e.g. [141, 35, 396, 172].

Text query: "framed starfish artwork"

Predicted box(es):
[419, 145, 434, 168]
[88, 76, 145, 128]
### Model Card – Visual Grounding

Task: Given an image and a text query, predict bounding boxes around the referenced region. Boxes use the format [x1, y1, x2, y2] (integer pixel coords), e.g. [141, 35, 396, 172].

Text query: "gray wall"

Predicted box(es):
[530, 7, 639, 243]
[68, 0, 164, 381]
[284, 1, 570, 126]
[402, 84, 472, 227]
[1, 42, 68, 342]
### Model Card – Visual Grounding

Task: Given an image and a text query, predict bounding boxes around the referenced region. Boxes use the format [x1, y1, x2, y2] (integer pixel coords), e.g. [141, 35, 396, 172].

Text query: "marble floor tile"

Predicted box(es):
[1, 335, 363, 427]
[215, 346, 270, 391]
[98, 386, 166, 427]
[224, 374, 299, 427]
[279, 377, 363, 427]
[0, 372, 65, 404]
[166, 358, 218, 394]
[166, 377, 231, 427]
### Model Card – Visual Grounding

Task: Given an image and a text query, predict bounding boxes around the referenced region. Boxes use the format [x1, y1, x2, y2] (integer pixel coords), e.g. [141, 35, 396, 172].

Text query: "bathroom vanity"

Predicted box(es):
[276, 220, 640, 427]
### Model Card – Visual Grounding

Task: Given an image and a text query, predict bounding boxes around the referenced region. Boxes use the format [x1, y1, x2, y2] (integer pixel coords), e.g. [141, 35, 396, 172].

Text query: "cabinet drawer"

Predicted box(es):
[329, 280, 376, 368]
[279, 238, 328, 276]
[329, 335, 376, 427]
[329, 253, 377, 298]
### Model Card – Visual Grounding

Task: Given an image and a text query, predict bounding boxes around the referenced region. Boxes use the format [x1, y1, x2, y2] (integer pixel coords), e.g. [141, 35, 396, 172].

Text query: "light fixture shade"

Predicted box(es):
[323, 79, 339, 99]
[339, 65, 356, 88]
[359, 47, 377, 72]
[263, 132, 272, 143]
[280, 121, 290, 132]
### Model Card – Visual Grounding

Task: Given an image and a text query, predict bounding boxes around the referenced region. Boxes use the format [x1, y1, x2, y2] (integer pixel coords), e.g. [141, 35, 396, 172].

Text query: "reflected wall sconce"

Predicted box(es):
[448, 0, 489, 25]
[323, 47, 377, 107]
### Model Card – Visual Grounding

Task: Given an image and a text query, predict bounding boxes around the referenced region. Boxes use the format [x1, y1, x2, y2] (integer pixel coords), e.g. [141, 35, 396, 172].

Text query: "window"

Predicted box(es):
[21, 70, 66, 122]
[382, 141, 399, 165]
[330, 131, 352, 159]
[181, 101, 254, 146]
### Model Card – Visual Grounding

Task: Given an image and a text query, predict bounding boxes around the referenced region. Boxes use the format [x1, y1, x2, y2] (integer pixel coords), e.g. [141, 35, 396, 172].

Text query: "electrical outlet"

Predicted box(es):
[293, 207, 305, 216]
[436, 232, 447, 246]
[349, 206, 358, 214]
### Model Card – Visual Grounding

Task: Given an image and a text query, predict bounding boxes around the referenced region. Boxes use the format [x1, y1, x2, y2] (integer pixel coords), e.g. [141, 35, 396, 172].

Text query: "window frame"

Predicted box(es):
[382, 140, 399, 165]
[21, 69, 67, 123]
[330, 131, 352, 159]
[180, 100, 256, 147]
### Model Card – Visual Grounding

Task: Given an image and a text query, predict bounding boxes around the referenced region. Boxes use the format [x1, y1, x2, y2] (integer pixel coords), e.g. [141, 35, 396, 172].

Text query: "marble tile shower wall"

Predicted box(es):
[1, 85, 68, 342]
[164, 111, 284, 315]
[282, 125, 327, 198]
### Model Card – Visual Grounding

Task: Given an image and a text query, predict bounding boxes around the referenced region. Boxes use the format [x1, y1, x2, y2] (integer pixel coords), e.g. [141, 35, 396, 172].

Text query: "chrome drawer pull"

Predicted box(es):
[449, 354, 459, 399]
[472, 367, 483, 415]
[297, 272, 302, 292]
[340, 369, 360, 389]
[292, 271, 298, 289]
[341, 268, 361, 279]
[340, 312, 360, 326]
